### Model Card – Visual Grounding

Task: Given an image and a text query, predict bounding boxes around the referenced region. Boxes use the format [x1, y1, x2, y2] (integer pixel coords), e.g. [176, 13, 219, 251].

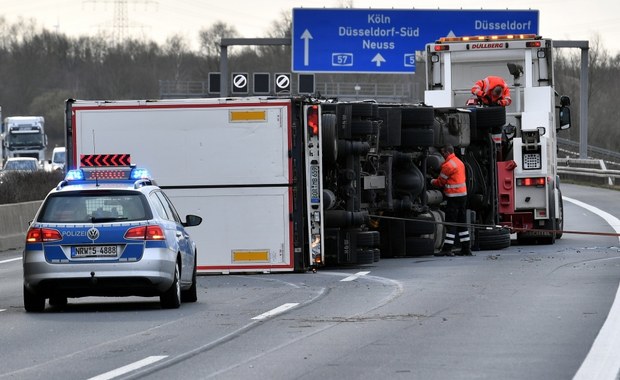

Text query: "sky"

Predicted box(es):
[0, 0, 618, 54]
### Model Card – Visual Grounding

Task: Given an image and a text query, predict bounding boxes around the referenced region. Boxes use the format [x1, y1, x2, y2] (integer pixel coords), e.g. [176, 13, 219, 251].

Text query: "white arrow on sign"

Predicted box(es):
[301, 29, 313, 66]
[371, 53, 386, 67]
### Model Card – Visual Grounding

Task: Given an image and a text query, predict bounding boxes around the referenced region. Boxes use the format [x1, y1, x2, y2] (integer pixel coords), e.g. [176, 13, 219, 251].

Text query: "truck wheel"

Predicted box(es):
[472, 107, 506, 129]
[405, 214, 435, 236]
[351, 103, 377, 118]
[476, 228, 511, 250]
[555, 191, 564, 239]
[356, 231, 379, 247]
[401, 127, 434, 147]
[401, 106, 435, 127]
[405, 237, 435, 256]
[322, 113, 338, 164]
[351, 120, 378, 137]
[357, 248, 375, 265]
[429, 210, 445, 251]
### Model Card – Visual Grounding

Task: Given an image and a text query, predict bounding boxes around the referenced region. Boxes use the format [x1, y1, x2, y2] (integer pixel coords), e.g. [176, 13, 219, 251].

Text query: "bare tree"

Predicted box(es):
[198, 22, 239, 57]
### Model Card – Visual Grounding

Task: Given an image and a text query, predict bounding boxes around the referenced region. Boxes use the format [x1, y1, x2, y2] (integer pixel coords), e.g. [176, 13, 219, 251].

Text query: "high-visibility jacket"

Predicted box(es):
[471, 76, 512, 107]
[431, 153, 467, 197]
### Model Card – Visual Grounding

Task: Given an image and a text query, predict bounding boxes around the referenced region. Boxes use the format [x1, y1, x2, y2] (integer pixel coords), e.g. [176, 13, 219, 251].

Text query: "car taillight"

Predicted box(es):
[26, 228, 62, 243]
[124, 225, 165, 240]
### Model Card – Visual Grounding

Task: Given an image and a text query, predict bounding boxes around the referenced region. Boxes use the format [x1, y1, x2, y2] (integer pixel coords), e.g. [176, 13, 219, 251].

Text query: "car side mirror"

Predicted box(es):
[183, 214, 203, 227]
[560, 95, 571, 107]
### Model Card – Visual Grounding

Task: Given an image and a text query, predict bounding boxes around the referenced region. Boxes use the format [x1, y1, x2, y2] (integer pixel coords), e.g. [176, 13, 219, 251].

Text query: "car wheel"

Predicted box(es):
[49, 296, 68, 308]
[161, 260, 181, 309]
[181, 255, 198, 303]
[24, 285, 45, 312]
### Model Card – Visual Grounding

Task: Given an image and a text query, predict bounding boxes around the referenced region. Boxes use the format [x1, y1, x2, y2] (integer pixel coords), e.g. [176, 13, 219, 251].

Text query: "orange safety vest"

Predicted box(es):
[471, 76, 512, 106]
[431, 153, 467, 197]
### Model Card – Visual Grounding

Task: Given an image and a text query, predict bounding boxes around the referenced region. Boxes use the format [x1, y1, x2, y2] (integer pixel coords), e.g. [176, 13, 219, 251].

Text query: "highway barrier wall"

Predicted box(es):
[0, 201, 42, 252]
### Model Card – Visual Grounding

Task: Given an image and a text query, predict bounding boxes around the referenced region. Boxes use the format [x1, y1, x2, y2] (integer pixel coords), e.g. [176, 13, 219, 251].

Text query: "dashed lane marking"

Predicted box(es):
[341, 271, 371, 282]
[87, 355, 168, 380]
[252, 303, 299, 320]
[0, 257, 21, 264]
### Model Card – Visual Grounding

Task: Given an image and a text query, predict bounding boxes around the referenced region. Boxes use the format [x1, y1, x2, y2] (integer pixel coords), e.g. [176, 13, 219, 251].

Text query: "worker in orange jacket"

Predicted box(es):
[471, 75, 512, 107]
[431, 145, 472, 256]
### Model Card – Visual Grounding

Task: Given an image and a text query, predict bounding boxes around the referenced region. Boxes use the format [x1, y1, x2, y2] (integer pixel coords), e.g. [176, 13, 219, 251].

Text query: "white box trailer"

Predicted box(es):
[66, 98, 323, 273]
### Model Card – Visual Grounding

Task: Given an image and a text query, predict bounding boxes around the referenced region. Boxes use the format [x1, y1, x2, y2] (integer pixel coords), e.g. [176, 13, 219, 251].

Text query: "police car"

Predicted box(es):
[22, 158, 202, 312]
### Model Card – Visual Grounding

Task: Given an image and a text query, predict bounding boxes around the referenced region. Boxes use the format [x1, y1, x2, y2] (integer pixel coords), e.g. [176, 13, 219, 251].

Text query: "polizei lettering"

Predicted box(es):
[62, 230, 88, 236]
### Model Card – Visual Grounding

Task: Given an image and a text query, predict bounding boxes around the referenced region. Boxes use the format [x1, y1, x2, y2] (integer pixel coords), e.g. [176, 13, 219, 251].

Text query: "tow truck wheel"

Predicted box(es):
[555, 191, 564, 239]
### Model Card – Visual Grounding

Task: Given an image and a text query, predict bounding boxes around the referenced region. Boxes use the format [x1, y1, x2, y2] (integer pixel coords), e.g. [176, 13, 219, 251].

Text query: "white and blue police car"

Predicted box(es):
[23, 159, 202, 312]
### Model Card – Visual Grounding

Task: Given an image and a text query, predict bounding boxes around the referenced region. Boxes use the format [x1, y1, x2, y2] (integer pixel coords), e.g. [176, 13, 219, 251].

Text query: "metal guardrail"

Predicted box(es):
[557, 158, 619, 186]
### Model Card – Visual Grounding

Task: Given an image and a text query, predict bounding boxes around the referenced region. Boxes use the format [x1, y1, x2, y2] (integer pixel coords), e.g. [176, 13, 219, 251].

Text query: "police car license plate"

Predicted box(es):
[72, 245, 118, 258]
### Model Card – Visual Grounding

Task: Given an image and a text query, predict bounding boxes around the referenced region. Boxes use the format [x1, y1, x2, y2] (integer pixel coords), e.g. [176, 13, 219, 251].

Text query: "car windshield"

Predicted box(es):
[3, 160, 38, 171]
[38, 191, 151, 223]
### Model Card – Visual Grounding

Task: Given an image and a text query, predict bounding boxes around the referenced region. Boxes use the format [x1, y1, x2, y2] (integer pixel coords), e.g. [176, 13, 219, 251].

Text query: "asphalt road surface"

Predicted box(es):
[1, 183, 619, 380]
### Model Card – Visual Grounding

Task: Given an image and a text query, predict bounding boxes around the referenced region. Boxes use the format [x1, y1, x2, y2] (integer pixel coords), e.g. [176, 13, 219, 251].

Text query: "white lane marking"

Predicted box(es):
[88, 355, 167, 380]
[0, 309, 6, 313]
[341, 271, 371, 282]
[565, 197, 620, 380]
[251, 303, 299, 320]
[0, 257, 21, 264]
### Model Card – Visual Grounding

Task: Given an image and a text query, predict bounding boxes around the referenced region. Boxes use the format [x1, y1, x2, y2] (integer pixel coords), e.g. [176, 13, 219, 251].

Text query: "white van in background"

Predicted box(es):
[50, 147, 65, 171]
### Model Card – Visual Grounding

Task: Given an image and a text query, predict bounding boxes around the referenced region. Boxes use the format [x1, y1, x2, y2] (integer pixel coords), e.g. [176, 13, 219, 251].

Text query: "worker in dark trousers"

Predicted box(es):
[431, 145, 472, 256]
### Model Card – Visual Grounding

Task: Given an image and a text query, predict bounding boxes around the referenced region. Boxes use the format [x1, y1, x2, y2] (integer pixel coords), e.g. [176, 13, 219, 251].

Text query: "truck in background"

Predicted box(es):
[423, 34, 571, 244]
[2, 116, 48, 165]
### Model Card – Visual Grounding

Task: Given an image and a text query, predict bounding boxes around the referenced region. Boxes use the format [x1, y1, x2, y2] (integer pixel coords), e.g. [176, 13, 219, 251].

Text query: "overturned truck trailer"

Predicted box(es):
[65, 96, 509, 273]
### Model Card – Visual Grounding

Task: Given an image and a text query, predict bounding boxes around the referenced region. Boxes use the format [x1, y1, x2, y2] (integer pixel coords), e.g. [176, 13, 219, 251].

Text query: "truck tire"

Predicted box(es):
[357, 248, 375, 265]
[351, 120, 378, 137]
[429, 210, 445, 251]
[401, 127, 434, 147]
[322, 113, 338, 164]
[356, 230, 379, 247]
[471, 106, 506, 129]
[555, 190, 564, 239]
[405, 214, 435, 236]
[405, 237, 436, 256]
[401, 106, 435, 127]
[476, 228, 511, 250]
[351, 103, 377, 118]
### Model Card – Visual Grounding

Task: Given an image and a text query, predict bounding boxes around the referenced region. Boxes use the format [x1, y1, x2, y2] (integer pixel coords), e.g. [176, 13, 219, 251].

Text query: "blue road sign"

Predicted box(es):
[292, 8, 539, 74]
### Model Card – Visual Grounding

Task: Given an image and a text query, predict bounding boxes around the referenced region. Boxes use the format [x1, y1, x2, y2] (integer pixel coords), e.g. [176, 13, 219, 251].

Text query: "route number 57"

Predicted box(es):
[332, 53, 353, 66]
